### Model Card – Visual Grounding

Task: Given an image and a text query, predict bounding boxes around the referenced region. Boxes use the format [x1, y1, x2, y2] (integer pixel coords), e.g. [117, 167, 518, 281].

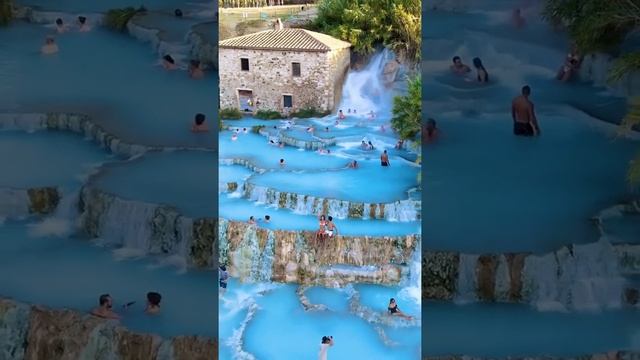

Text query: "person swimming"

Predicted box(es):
[307, 126, 314, 133]
[338, 109, 346, 120]
[191, 113, 208, 132]
[189, 59, 204, 79]
[162, 54, 177, 70]
[231, 133, 238, 141]
[473, 57, 489, 83]
[387, 298, 413, 319]
[325, 126, 329, 132]
[368, 141, 374, 150]
[361, 140, 368, 149]
[347, 160, 358, 169]
[242, 127, 248, 134]
[278, 141, 284, 148]
[511, 85, 540, 136]
[145, 292, 161, 315]
[41, 36, 59, 55]
[425, 118, 439, 143]
[174, 8, 183, 17]
[451, 56, 471, 74]
[248, 216, 256, 225]
[380, 150, 390, 166]
[380, 124, 386, 132]
[77, 16, 91, 32]
[90, 294, 120, 319]
[55, 18, 66, 33]
[263, 215, 271, 223]
[557, 44, 582, 82]
[279, 158, 285, 168]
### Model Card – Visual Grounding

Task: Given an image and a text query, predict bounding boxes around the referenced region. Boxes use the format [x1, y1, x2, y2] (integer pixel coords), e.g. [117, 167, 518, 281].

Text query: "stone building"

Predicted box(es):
[218, 27, 351, 114]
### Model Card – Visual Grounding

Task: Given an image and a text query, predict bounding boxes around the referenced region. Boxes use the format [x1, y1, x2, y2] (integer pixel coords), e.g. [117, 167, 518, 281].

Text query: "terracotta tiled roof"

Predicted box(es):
[219, 28, 351, 52]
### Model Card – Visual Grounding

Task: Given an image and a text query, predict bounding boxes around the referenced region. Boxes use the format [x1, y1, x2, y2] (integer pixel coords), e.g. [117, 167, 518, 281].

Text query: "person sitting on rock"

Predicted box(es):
[91, 294, 121, 319]
[325, 216, 337, 238]
[387, 298, 413, 320]
[315, 215, 327, 241]
[145, 292, 162, 315]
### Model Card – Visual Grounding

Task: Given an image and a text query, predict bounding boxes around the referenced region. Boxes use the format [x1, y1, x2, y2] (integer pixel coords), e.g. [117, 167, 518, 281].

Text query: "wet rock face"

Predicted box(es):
[222, 220, 418, 285]
[191, 218, 217, 268]
[423, 252, 458, 300]
[226, 182, 238, 192]
[0, 298, 217, 360]
[0, 299, 30, 360]
[27, 187, 60, 214]
[476, 255, 498, 301]
[171, 336, 218, 360]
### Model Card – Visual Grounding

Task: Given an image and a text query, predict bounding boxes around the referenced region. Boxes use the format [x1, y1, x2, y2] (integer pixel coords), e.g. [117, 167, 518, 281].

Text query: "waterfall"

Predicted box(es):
[455, 254, 478, 304]
[382, 200, 419, 222]
[98, 197, 156, 256]
[28, 190, 79, 238]
[399, 246, 422, 306]
[522, 240, 625, 311]
[340, 49, 395, 116]
[257, 231, 276, 281]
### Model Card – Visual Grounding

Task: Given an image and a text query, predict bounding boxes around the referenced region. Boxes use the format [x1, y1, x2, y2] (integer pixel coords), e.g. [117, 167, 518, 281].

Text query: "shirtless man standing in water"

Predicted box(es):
[511, 85, 539, 136]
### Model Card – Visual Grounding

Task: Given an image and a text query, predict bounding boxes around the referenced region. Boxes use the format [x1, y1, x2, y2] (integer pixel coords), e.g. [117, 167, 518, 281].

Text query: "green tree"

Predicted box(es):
[311, 0, 421, 64]
[543, 0, 640, 184]
[0, 0, 12, 26]
[391, 76, 421, 140]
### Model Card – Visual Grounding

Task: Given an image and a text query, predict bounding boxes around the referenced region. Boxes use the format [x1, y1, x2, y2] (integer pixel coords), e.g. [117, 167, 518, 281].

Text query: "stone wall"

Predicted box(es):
[219, 218, 419, 286]
[0, 298, 217, 360]
[219, 47, 349, 113]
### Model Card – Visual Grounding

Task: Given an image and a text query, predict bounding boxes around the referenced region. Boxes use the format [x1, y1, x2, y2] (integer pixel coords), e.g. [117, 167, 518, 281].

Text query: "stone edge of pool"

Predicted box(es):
[0, 297, 217, 360]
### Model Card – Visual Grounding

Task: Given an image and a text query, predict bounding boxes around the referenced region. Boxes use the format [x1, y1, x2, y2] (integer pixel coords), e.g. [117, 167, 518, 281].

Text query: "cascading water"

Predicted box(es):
[339, 49, 395, 116]
[28, 190, 79, 238]
[399, 246, 422, 306]
[455, 254, 479, 304]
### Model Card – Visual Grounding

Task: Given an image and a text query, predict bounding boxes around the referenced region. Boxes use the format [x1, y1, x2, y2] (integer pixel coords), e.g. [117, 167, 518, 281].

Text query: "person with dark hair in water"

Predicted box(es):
[77, 16, 91, 32]
[319, 335, 334, 360]
[473, 57, 489, 83]
[189, 59, 204, 79]
[425, 118, 439, 143]
[387, 298, 413, 319]
[91, 294, 121, 319]
[450, 56, 471, 74]
[191, 113, 208, 132]
[41, 36, 59, 55]
[145, 292, 162, 315]
[55, 18, 66, 33]
[174, 9, 183, 17]
[511, 85, 540, 136]
[162, 55, 177, 70]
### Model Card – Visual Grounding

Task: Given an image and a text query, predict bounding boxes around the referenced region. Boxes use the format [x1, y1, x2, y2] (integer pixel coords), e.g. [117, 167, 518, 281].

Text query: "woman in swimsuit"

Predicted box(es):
[387, 298, 412, 319]
[316, 215, 327, 241]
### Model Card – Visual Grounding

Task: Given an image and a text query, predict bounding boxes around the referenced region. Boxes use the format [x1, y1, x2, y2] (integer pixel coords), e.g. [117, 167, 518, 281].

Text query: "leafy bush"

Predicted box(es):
[256, 110, 283, 120]
[219, 108, 243, 120]
[290, 107, 330, 118]
[104, 6, 146, 32]
[311, 0, 421, 63]
[391, 76, 421, 140]
[0, 0, 12, 27]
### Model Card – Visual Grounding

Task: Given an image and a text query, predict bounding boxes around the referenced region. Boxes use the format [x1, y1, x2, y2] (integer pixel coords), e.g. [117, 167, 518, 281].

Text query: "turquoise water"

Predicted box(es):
[91, 150, 216, 217]
[219, 194, 419, 236]
[0, 130, 110, 189]
[423, 302, 640, 357]
[220, 164, 253, 184]
[423, 4, 639, 253]
[251, 158, 418, 203]
[0, 220, 214, 337]
[0, 23, 215, 148]
[219, 281, 420, 360]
